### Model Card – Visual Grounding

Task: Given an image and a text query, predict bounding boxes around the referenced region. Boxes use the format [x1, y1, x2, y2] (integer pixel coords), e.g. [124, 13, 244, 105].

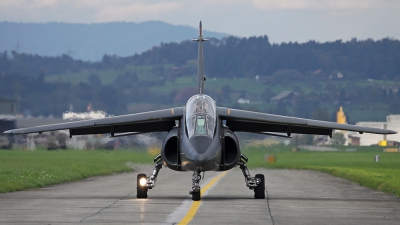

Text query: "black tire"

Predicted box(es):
[137, 173, 148, 198]
[254, 174, 265, 199]
[192, 191, 201, 201]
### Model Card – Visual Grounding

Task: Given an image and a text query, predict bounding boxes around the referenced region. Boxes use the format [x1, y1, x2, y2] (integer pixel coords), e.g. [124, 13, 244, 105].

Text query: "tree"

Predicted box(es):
[331, 132, 346, 145]
[290, 134, 313, 146]
[261, 88, 274, 102]
[88, 73, 102, 87]
[221, 84, 232, 101]
[312, 108, 330, 121]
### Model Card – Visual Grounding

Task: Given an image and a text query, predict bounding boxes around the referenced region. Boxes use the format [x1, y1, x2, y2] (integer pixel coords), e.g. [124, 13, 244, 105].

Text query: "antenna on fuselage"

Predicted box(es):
[192, 21, 209, 95]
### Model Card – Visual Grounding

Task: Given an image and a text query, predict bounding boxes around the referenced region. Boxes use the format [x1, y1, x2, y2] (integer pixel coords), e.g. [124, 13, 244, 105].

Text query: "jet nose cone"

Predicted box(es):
[192, 153, 217, 170]
[189, 136, 213, 154]
[198, 154, 205, 161]
[196, 154, 215, 163]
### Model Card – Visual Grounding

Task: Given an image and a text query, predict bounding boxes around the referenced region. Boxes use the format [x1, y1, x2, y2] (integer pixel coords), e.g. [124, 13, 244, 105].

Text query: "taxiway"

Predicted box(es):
[0, 165, 399, 224]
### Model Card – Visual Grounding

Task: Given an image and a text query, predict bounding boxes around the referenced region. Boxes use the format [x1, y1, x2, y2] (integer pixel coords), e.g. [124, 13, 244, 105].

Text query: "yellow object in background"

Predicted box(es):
[337, 107, 347, 124]
[147, 146, 160, 156]
[265, 155, 277, 163]
[379, 140, 387, 146]
[384, 148, 399, 152]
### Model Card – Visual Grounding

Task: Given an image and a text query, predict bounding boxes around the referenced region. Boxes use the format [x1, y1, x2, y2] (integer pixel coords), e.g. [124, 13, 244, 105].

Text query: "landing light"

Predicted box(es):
[139, 178, 147, 186]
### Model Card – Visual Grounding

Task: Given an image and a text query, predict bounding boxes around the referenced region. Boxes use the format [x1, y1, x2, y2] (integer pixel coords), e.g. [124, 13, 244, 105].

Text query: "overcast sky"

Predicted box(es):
[1, 0, 399, 43]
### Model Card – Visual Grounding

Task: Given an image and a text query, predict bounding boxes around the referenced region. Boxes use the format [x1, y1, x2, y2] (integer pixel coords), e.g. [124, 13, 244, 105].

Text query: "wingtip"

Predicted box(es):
[390, 130, 398, 134]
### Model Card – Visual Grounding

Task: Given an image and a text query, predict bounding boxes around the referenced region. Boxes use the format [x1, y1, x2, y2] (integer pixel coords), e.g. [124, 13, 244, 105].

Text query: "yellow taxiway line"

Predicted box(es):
[178, 171, 228, 225]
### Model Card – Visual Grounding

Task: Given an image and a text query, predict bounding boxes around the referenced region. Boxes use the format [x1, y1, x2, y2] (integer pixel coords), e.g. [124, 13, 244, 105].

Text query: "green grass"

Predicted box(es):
[45, 65, 175, 85]
[345, 103, 390, 122]
[0, 149, 153, 193]
[150, 77, 267, 96]
[243, 145, 400, 197]
[45, 70, 121, 85]
[4, 145, 399, 198]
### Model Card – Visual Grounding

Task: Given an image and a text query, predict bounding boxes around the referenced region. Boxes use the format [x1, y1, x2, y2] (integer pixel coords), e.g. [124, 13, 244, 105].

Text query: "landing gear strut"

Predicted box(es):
[190, 170, 202, 201]
[136, 154, 163, 198]
[146, 154, 163, 189]
[238, 154, 265, 199]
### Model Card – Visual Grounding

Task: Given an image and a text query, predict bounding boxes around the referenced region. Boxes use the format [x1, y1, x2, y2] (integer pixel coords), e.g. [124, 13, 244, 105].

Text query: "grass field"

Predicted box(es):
[243, 145, 400, 197]
[1, 146, 399, 198]
[0, 149, 153, 193]
[45, 69, 121, 85]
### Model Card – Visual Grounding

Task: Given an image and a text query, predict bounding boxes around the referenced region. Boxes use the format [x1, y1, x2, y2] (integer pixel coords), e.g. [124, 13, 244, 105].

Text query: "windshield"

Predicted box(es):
[186, 95, 216, 138]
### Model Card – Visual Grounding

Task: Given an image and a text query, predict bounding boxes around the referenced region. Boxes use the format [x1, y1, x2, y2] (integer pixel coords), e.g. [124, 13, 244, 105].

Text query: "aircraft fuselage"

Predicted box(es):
[161, 94, 241, 172]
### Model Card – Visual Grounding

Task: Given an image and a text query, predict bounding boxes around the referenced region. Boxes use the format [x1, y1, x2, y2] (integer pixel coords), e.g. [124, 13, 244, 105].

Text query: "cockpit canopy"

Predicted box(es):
[186, 95, 216, 139]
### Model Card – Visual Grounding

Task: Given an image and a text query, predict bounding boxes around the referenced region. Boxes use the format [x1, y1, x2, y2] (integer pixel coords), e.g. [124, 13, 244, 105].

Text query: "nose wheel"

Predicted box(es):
[191, 191, 201, 201]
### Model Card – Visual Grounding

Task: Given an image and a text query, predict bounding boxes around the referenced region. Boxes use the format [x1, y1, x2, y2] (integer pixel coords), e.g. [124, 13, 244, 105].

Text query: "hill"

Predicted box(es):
[0, 21, 229, 61]
[1, 36, 400, 123]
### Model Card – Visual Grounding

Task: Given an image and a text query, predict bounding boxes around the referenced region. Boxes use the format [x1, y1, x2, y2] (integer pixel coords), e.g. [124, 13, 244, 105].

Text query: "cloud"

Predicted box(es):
[0, 0, 398, 42]
[0, 0, 398, 23]
[0, 0, 183, 22]
[251, 0, 394, 10]
[94, 1, 183, 22]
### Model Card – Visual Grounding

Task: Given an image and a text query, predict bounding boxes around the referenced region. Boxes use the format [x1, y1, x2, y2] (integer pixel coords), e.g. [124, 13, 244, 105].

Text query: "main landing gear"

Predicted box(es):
[136, 154, 163, 198]
[238, 154, 265, 199]
[137, 153, 265, 200]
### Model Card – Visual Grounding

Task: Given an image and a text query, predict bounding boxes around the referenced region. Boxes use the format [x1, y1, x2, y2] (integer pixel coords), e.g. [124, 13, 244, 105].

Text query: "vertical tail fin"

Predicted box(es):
[192, 21, 209, 95]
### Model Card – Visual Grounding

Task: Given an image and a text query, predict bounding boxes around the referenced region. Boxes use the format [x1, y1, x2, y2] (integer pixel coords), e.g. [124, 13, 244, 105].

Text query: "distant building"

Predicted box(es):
[349, 115, 400, 146]
[0, 115, 16, 134]
[0, 98, 16, 132]
[329, 71, 344, 80]
[348, 135, 360, 146]
[304, 106, 400, 146]
[381, 85, 399, 94]
[270, 91, 298, 103]
[0, 98, 15, 115]
[237, 98, 250, 104]
[0, 98, 16, 149]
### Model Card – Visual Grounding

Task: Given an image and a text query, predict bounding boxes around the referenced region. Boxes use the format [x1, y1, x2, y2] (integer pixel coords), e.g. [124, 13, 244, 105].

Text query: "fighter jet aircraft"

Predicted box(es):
[5, 22, 396, 201]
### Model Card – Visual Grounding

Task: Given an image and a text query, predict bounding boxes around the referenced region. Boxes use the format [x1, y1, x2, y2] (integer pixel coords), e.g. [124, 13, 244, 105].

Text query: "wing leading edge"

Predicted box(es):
[217, 107, 396, 136]
[4, 107, 183, 136]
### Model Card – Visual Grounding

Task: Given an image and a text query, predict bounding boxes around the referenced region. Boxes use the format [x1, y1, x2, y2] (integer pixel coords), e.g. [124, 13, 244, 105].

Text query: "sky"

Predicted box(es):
[0, 0, 399, 43]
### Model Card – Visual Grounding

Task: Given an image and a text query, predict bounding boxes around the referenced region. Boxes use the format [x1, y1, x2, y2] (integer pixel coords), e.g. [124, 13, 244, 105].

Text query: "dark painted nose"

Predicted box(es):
[189, 151, 217, 171]
[189, 136, 213, 154]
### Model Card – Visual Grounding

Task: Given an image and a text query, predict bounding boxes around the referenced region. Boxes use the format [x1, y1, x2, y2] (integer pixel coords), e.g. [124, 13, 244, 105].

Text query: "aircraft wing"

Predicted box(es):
[4, 107, 183, 136]
[217, 107, 396, 136]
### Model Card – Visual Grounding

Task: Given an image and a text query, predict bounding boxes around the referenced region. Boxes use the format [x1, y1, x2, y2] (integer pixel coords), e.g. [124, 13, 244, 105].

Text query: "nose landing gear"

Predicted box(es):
[189, 170, 202, 201]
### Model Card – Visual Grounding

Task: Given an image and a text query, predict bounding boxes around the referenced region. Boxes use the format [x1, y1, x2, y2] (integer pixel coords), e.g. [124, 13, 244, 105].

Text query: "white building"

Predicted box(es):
[349, 115, 400, 146]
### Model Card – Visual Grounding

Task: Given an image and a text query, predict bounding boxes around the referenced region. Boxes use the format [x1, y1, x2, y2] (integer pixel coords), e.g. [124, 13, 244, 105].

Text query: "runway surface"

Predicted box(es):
[1, 164, 399, 224]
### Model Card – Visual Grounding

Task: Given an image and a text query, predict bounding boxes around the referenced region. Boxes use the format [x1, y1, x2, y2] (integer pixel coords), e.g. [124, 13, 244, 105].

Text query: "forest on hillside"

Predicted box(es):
[2, 36, 400, 79]
[0, 36, 399, 122]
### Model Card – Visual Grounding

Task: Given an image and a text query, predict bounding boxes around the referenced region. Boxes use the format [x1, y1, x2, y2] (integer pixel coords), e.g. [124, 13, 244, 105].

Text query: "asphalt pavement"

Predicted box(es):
[0, 165, 399, 224]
